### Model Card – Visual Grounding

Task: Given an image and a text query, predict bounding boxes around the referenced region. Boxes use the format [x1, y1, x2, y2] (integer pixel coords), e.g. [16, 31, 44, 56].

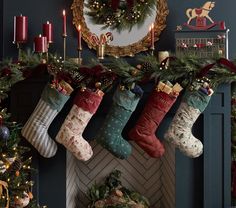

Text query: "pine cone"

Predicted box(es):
[141, 62, 152, 72]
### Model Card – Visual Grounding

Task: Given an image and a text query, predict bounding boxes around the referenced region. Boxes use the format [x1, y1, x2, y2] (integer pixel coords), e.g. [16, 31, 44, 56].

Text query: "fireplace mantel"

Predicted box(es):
[10, 77, 231, 208]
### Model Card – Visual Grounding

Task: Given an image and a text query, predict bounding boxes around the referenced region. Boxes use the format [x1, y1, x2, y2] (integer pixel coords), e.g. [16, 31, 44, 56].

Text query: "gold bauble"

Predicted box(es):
[15, 171, 20, 177]
[80, 87, 86, 92]
[119, 85, 125, 91]
[95, 82, 102, 89]
[131, 69, 140, 76]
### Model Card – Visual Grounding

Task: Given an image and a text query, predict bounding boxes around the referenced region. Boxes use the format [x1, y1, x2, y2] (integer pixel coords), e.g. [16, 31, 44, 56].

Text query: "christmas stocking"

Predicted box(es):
[21, 81, 73, 158]
[96, 85, 143, 159]
[129, 81, 182, 158]
[56, 89, 103, 161]
[164, 83, 214, 158]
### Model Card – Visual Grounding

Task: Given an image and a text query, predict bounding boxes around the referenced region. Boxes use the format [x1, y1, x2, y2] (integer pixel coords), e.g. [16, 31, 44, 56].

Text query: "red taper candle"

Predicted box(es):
[43, 21, 53, 43]
[34, 34, 47, 53]
[77, 24, 82, 50]
[13, 14, 28, 43]
[62, 10, 67, 36]
[150, 23, 155, 49]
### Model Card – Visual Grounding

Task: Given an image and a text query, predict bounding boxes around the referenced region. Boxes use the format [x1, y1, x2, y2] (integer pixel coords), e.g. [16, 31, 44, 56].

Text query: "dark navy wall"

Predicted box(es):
[0, 0, 234, 208]
[1, 0, 236, 59]
[0, 0, 3, 60]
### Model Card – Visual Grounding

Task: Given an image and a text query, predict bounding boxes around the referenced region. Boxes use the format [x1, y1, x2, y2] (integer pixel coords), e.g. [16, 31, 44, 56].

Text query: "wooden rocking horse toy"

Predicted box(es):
[184, 1, 218, 30]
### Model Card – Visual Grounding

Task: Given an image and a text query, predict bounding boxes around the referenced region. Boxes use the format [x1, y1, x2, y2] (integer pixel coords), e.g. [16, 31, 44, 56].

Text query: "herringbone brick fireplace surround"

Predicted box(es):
[66, 141, 175, 208]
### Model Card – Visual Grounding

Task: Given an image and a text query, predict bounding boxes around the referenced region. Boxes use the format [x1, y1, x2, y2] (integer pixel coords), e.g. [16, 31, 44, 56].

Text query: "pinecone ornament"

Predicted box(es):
[141, 62, 152, 72]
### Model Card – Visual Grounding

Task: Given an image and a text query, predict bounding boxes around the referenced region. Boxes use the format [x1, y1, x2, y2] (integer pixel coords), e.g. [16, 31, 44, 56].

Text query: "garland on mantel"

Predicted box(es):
[1, 52, 236, 102]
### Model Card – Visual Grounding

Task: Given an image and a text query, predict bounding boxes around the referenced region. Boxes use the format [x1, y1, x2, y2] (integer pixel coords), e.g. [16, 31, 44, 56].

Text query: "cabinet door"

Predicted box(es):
[176, 84, 231, 208]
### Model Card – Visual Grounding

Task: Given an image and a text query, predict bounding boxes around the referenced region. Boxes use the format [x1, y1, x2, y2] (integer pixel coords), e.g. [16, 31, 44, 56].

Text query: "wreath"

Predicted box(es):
[85, 0, 157, 32]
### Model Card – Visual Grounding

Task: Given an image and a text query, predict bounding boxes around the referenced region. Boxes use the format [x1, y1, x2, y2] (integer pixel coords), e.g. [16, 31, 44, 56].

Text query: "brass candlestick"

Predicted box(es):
[150, 46, 155, 56]
[17, 43, 22, 60]
[13, 42, 23, 61]
[97, 44, 105, 60]
[62, 34, 67, 61]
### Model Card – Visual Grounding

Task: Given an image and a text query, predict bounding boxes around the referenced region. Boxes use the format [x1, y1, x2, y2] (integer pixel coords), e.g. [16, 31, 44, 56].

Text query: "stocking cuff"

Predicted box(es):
[113, 87, 142, 112]
[74, 89, 103, 114]
[41, 83, 70, 111]
[183, 89, 212, 112]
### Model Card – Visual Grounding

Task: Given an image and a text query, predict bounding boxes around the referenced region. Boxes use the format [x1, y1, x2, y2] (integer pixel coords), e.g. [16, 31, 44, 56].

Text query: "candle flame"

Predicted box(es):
[151, 23, 154, 29]
[39, 34, 42, 37]
[77, 25, 81, 31]
[63, 10, 66, 16]
[47, 21, 50, 24]
[149, 26, 152, 31]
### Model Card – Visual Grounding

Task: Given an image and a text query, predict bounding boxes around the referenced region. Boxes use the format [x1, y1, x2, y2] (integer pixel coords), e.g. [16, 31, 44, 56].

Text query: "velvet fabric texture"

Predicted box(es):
[96, 86, 142, 159]
[129, 90, 178, 158]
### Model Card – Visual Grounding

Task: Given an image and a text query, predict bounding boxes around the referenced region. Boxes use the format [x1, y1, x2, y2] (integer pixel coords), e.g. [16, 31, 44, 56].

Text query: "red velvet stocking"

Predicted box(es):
[129, 90, 177, 158]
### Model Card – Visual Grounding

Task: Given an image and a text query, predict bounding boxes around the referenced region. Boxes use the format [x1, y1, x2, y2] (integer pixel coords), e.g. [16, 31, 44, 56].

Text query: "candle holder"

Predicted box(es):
[97, 44, 105, 60]
[150, 46, 155, 56]
[15, 42, 23, 61]
[62, 34, 67, 62]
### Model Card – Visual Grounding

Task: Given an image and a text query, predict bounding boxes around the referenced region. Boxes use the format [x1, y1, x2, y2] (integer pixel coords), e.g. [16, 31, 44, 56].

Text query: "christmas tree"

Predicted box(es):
[0, 110, 45, 208]
[0, 58, 45, 207]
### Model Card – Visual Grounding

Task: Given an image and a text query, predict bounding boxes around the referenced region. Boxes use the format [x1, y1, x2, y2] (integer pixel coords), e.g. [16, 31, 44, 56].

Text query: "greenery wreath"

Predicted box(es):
[85, 0, 157, 32]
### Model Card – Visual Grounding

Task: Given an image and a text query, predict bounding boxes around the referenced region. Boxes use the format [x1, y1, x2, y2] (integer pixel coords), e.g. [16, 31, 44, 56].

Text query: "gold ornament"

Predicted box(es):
[95, 82, 102, 89]
[80, 87, 87, 92]
[15, 192, 30, 207]
[15, 170, 20, 177]
[28, 192, 33, 199]
[131, 69, 140, 76]
[119, 85, 125, 91]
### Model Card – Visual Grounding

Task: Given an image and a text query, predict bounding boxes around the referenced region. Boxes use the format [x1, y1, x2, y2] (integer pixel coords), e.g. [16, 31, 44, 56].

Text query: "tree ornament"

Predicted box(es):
[131, 68, 140, 76]
[0, 115, 10, 142]
[15, 192, 30, 207]
[0, 125, 10, 141]
[15, 170, 20, 177]
[28, 191, 33, 199]
[8, 158, 22, 173]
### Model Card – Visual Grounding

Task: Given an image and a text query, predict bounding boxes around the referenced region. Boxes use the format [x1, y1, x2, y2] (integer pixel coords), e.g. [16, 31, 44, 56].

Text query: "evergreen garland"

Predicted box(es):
[1, 52, 236, 100]
[85, 0, 156, 32]
[88, 170, 150, 207]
